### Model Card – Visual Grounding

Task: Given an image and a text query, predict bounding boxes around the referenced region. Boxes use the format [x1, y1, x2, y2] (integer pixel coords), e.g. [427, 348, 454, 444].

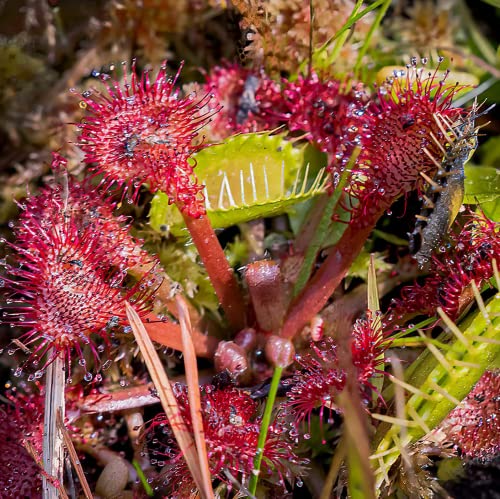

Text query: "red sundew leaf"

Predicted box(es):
[0, 390, 45, 497]
[20, 152, 154, 271]
[441, 370, 500, 460]
[76, 61, 216, 217]
[144, 383, 305, 496]
[201, 63, 282, 140]
[1, 187, 157, 373]
[348, 61, 465, 226]
[287, 318, 388, 425]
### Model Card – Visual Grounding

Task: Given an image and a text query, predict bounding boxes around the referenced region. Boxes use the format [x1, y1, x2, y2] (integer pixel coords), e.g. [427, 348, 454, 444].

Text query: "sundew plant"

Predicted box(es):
[0, 1, 499, 498]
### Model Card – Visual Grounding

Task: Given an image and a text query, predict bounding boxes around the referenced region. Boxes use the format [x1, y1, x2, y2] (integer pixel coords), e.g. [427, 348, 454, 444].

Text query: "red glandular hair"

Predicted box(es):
[286, 316, 387, 425]
[279, 72, 368, 160]
[441, 370, 500, 460]
[388, 213, 500, 322]
[1, 185, 157, 374]
[146, 384, 304, 496]
[202, 63, 282, 139]
[17, 153, 154, 271]
[0, 388, 44, 497]
[346, 62, 464, 227]
[77, 61, 215, 217]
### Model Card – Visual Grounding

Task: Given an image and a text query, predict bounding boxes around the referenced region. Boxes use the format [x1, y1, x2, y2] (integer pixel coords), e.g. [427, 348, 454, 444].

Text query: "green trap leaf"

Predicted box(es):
[149, 133, 328, 234]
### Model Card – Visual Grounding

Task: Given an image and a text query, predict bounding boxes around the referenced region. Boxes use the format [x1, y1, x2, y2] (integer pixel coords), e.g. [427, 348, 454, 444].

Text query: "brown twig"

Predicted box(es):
[43, 350, 66, 499]
[56, 409, 93, 499]
[126, 302, 205, 493]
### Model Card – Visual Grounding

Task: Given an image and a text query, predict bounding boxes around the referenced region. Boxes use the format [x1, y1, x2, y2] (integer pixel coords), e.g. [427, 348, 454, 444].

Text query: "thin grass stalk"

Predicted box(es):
[125, 302, 205, 493]
[176, 295, 215, 499]
[353, 0, 391, 74]
[367, 255, 384, 399]
[43, 349, 65, 499]
[319, 436, 346, 499]
[248, 366, 284, 496]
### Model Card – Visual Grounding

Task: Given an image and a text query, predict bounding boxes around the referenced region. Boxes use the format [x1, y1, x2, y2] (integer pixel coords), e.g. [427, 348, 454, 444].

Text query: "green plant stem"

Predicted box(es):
[132, 460, 154, 497]
[183, 213, 246, 330]
[248, 366, 284, 496]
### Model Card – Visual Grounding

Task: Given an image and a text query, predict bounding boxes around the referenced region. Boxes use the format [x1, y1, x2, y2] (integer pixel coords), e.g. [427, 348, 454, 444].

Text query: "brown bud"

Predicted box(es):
[214, 341, 248, 376]
[245, 260, 286, 332]
[265, 336, 295, 368]
[234, 328, 257, 352]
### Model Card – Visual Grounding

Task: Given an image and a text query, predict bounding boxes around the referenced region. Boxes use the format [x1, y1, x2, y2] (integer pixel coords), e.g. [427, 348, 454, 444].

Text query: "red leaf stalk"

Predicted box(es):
[183, 214, 246, 330]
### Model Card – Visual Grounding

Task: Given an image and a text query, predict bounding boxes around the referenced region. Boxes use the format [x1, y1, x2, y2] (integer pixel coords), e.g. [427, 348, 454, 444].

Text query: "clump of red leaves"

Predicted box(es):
[77, 61, 214, 217]
[441, 370, 500, 460]
[279, 72, 368, 162]
[280, 61, 467, 340]
[0, 386, 44, 497]
[201, 63, 282, 139]
[389, 212, 500, 322]
[145, 384, 304, 496]
[286, 315, 387, 425]
[1, 165, 157, 375]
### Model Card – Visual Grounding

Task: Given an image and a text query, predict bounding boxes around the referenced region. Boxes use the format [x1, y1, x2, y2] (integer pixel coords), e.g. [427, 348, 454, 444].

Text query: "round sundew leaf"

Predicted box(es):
[464, 164, 500, 221]
[149, 133, 328, 233]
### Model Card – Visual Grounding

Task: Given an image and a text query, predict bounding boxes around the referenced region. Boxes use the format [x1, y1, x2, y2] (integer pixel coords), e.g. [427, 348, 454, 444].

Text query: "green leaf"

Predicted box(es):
[149, 133, 328, 234]
[349, 250, 391, 281]
[157, 243, 218, 311]
[478, 136, 500, 167]
[464, 164, 500, 220]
